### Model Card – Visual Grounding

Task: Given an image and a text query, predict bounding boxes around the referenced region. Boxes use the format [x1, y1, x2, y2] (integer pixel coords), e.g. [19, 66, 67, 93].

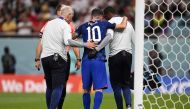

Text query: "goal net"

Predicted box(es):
[134, 0, 190, 109]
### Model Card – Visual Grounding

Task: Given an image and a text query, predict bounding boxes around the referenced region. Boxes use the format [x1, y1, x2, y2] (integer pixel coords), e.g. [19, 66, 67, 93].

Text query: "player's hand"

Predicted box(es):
[123, 16, 128, 25]
[116, 16, 128, 29]
[35, 61, 41, 71]
[86, 41, 96, 49]
[124, 16, 128, 20]
[75, 60, 81, 70]
[88, 48, 98, 59]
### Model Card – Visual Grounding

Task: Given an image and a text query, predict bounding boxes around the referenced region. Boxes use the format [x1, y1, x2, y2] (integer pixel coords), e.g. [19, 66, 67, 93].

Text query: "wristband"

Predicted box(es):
[35, 58, 40, 62]
[77, 58, 81, 62]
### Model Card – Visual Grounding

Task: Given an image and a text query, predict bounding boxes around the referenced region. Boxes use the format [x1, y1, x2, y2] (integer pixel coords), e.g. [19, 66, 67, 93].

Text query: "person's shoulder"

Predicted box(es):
[77, 22, 88, 30]
[51, 18, 67, 24]
[99, 20, 107, 22]
[98, 20, 108, 23]
[127, 21, 134, 29]
[45, 19, 54, 26]
[8, 54, 15, 58]
[98, 20, 110, 26]
[1, 54, 5, 58]
[109, 16, 123, 23]
[47, 18, 55, 23]
[81, 22, 88, 27]
[110, 16, 122, 20]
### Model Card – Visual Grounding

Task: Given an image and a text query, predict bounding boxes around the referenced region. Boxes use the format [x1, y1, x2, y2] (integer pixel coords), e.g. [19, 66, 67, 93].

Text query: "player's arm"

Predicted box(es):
[95, 29, 114, 51]
[72, 25, 82, 40]
[72, 32, 79, 40]
[73, 47, 81, 70]
[35, 39, 42, 59]
[64, 26, 96, 49]
[115, 16, 128, 29]
[35, 23, 47, 70]
[130, 24, 135, 49]
[87, 29, 114, 59]
[35, 38, 42, 70]
[35, 23, 46, 60]
[12, 55, 16, 64]
[73, 46, 80, 60]
[105, 16, 127, 30]
[66, 24, 96, 49]
[68, 39, 96, 49]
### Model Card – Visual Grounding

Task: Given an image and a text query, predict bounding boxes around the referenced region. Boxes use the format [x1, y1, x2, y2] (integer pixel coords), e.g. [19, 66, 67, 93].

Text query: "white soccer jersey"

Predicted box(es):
[108, 17, 135, 56]
[41, 18, 72, 61]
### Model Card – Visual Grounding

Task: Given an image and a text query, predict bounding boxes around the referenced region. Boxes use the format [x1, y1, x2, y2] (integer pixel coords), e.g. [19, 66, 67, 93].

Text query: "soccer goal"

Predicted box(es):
[134, 0, 190, 109]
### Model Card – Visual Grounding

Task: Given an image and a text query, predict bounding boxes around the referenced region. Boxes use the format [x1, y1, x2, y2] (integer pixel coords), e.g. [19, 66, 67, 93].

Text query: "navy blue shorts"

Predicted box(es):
[82, 58, 108, 90]
[41, 54, 68, 89]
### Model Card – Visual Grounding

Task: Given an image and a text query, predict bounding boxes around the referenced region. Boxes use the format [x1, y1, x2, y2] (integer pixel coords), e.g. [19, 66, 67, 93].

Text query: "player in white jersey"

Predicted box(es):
[94, 6, 135, 109]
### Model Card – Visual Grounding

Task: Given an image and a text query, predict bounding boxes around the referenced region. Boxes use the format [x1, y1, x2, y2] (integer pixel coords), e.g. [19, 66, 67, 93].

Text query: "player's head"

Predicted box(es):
[103, 6, 116, 20]
[91, 8, 103, 20]
[4, 46, 9, 54]
[56, 4, 66, 16]
[60, 5, 74, 23]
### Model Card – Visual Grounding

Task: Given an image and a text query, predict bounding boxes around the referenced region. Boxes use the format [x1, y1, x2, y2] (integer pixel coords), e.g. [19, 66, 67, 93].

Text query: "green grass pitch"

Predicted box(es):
[0, 93, 118, 109]
[0, 93, 190, 109]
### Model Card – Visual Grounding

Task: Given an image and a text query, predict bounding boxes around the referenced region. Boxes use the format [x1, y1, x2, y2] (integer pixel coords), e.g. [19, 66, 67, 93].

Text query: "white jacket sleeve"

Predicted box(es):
[63, 23, 72, 45]
[95, 29, 114, 51]
[68, 39, 87, 47]
[131, 25, 135, 49]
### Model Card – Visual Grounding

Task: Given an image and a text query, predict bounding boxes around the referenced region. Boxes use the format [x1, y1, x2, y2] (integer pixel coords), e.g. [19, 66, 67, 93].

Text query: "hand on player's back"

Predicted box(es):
[86, 41, 96, 49]
[88, 48, 98, 59]
[123, 16, 128, 25]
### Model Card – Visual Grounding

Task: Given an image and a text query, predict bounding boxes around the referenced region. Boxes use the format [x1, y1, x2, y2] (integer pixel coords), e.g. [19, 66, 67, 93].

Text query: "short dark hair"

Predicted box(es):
[91, 8, 103, 16]
[55, 4, 62, 13]
[4, 46, 9, 54]
[103, 6, 116, 15]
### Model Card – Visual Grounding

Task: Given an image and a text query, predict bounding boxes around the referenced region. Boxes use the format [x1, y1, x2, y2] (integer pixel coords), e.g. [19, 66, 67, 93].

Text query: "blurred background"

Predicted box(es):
[0, 0, 189, 109]
[0, 0, 189, 75]
[0, 0, 189, 92]
[0, 0, 136, 74]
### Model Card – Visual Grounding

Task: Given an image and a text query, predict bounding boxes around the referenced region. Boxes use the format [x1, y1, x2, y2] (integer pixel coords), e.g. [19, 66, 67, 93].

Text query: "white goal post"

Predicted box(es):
[134, 0, 145, 109]
[134, 0, 190, 109]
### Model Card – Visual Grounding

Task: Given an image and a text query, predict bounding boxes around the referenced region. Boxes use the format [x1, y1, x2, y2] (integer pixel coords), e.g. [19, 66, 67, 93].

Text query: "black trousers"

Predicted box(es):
[66, 53, 71, 81]
[41, 54, 68, 89]
[108, 50, 132, 87]
[57, 53, 71, 109]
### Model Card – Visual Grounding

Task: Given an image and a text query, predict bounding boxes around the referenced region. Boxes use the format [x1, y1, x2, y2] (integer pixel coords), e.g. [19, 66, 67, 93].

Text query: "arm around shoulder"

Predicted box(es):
[115, 16, 128, 29]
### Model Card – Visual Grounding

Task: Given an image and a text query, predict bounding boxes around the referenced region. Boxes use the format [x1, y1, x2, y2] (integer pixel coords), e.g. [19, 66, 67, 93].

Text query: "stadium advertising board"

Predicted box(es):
[0, 74, 190, 93]
[0, 74, 82, 93]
